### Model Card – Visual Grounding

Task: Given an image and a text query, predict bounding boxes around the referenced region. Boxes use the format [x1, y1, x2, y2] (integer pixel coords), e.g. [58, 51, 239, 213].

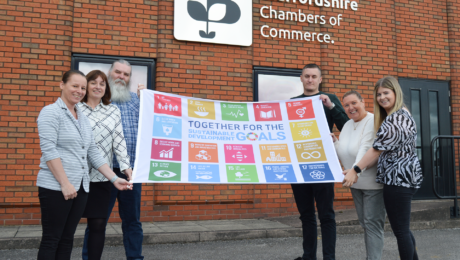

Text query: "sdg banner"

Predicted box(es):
[132, 90, 344, 184]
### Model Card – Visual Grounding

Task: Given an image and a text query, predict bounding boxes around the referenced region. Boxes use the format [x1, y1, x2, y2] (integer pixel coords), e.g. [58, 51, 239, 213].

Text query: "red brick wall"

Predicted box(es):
[1, 0, 76, 225]
[447, 0, 460, 194]
[0, 0, 459, 225]
[448, 0, 460, 131]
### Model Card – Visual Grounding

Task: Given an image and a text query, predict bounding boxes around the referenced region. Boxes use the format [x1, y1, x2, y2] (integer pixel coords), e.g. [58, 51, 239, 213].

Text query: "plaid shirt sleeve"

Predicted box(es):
[112, 107, 131, 171]
[112, 92, 140, 168]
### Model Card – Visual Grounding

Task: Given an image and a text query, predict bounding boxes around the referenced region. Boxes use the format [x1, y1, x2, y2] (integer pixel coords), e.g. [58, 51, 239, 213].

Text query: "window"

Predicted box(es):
[253, 67, 304, 102]
[72, 54, 156, 93]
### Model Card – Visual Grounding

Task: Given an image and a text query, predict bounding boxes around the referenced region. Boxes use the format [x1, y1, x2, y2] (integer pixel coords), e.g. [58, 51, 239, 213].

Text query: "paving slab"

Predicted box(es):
[105, 224, 119, 235]
[200, 230, 267, 242]
[16, 226, 43, 238]
[154, 221, 201, 227]
[0, 237, 41, 250]
[72, 225, 87, 236]
[158, 225, 210, 233]
[196, 221, 238, 226]
[232, 219, 270, 224]
[194, 220, 234, 225]
[198, 223, 253, 231]
[142, 227, 166, 233]
[242, 222, 290, 229]
[266, 228, 302, 238]
[0, 228, 18, 238]
[142, 222, 160, 228]
[110, 225, 124, 234]
[145, 232, 200, 244]
[15, 231, 43, 238]
[18, 226, 42, 231]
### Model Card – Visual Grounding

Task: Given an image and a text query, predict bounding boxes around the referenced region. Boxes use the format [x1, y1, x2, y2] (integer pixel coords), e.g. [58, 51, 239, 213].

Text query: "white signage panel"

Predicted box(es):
[174, 0, 253, 46]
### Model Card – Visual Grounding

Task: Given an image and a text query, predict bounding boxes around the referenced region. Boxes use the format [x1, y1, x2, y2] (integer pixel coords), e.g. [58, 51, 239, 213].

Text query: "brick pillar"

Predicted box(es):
[395, 0, 450, 80]
[447, 0, 460, 195]
[447, 0, 460, 135]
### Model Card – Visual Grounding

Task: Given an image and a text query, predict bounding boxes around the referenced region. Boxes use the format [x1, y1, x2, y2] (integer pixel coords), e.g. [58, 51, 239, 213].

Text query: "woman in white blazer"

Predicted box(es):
[36, 70, 132, 260]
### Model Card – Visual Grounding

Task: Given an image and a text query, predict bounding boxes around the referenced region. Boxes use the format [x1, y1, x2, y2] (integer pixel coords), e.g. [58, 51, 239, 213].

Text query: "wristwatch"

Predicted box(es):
[328, 102, 335, 110]
[353, 165, 362, 174]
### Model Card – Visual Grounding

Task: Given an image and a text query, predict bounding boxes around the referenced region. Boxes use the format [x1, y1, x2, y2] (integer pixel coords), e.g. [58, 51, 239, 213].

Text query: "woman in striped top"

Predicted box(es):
[342, 76, 422, 260]
[77, 70, 132, 260]
[36, 70, 132, 260]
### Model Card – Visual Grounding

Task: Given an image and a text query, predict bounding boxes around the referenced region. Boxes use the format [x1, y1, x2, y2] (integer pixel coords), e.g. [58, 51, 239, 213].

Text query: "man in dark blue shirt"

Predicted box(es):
[292, 64, 348, 260]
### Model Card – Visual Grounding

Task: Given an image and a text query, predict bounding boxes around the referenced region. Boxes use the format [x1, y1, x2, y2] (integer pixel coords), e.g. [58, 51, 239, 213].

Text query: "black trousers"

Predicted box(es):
[291, 183, 336, 260]
[383, 184, 419, 260]
[38, 184, 88, 260]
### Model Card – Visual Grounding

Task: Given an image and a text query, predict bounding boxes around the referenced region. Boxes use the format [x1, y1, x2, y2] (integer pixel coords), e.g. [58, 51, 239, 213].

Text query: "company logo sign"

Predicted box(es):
[174, 0, 252, 46]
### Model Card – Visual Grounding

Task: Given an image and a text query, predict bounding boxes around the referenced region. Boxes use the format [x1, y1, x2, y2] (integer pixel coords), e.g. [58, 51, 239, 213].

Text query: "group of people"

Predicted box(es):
[37, 60, 145, 260]
[36, 61, 422, 260]
[292, 64, 422, 260]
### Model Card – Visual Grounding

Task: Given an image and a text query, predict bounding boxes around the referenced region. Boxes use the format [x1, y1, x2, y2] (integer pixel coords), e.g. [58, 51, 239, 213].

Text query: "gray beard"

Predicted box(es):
[109, 78, 131, 103]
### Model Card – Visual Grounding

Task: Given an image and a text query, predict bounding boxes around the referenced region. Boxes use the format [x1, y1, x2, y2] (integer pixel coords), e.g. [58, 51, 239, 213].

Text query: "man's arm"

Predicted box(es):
[327, 94, 349, 131]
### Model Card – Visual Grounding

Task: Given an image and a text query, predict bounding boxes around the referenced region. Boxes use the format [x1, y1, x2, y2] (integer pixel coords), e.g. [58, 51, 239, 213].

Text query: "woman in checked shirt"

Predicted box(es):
[77, 70, 132, 260]
[342, 76, 423, 260]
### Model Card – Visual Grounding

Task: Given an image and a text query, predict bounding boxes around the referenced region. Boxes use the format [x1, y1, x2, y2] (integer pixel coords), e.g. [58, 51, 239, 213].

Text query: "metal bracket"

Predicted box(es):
[450, 206, 459, 218]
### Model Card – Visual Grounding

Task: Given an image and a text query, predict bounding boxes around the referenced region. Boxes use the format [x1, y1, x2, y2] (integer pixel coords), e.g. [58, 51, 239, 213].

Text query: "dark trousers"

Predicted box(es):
[291, 183, 336, 260]
[383, 184, 419, 260]
[38, 184, 88, 260]
[82, 168, 144, 260]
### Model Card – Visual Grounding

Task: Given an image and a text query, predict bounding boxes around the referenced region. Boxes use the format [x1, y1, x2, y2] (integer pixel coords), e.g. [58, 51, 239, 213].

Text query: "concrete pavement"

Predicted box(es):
[2, 229, 460, 259]
[1, 200, 460, 250]
[0, 219, 300, 250]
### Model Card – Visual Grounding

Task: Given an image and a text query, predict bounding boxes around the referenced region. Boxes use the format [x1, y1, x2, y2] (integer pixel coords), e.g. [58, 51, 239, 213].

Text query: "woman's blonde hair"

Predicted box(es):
[373, 76, 405, 132]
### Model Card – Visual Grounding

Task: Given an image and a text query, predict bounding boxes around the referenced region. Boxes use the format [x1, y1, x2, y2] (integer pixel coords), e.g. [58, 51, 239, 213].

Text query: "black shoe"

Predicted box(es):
[294, 258, 304, 260]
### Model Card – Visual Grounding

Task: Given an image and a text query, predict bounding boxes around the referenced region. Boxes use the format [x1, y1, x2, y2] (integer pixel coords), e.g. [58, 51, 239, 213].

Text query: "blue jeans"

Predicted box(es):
[383, 184, 418, 260]
[291, 183, 336, 260]
[82, 169, 144, 260]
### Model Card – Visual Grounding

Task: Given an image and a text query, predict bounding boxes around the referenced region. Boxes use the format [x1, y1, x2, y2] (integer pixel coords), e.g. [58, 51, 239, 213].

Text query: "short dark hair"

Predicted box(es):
[342, 90, 363, 101]
[81, 70, 112, 105]
[302, 64, 322, 76]
[62, 70, 85, 83]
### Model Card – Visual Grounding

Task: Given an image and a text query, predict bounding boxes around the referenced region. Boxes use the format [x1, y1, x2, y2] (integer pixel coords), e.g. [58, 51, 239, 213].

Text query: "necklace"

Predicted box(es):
[353, 120, 361, 130]
[353, 112, 368, 130]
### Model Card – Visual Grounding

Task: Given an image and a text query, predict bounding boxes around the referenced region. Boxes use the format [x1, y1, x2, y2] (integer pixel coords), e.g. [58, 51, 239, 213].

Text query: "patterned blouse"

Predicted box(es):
[373, 108, 423, 188]
[78, 101, 131, 182]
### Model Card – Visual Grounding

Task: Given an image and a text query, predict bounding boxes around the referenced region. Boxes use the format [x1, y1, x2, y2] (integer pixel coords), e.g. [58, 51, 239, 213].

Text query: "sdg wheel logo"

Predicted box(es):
[174, 0, 253, 46]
